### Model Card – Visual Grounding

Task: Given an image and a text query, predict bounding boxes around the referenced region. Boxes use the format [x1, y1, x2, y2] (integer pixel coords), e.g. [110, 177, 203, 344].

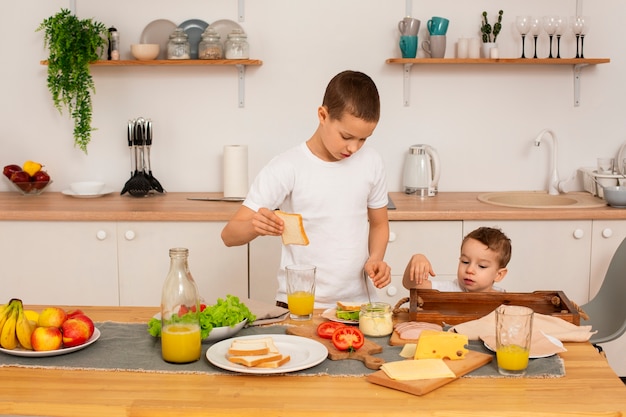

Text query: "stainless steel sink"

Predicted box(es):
[477, 191, 607, 209]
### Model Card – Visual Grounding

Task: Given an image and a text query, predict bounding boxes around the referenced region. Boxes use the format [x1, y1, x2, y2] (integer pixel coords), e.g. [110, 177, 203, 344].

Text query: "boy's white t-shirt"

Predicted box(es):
[243, 142, 388, 308]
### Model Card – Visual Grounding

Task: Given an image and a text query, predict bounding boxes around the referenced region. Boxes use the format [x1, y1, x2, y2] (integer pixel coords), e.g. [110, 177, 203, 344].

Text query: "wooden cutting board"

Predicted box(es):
[366, 350, 493, 396]
[285, 325, 385, 370]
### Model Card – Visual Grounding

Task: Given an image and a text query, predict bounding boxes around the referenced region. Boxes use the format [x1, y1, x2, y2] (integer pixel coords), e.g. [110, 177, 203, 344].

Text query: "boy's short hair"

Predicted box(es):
[322, 70, 380, 123]
[463, 227, 512, 268]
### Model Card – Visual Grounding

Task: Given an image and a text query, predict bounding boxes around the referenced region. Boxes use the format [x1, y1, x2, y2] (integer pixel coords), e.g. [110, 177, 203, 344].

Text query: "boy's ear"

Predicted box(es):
[494, 267, 507, 283]
[317, 105, 329, 122]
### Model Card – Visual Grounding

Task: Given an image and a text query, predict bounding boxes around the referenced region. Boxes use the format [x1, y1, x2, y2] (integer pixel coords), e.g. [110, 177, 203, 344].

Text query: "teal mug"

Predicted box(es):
[399, 35, 418, 58]
[427, 16, 449, 35]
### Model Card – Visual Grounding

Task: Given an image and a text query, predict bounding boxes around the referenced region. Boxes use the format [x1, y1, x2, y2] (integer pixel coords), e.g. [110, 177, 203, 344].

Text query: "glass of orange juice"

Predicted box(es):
[161, 322, 201, 363]
[286, 264, 316, 320]
[495, 305, 534, 376]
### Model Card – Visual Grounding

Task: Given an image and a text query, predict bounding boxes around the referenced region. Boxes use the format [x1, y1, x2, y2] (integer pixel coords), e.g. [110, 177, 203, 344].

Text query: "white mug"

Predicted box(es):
[457, 38, 469, 58]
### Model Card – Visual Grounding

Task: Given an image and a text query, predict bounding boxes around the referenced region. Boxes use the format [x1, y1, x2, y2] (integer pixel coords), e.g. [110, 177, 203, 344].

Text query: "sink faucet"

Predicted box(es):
[534, 128, 563, 195]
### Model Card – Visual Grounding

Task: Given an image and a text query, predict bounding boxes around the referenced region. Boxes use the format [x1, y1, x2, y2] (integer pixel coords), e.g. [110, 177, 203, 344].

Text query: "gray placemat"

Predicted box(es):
[0, 322, 564, 378]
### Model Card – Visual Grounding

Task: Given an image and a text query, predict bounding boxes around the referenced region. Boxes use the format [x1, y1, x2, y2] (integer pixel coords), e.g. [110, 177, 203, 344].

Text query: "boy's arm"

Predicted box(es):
[365, 206, 391, 288]
[221, 206, 284, 247]
[402, 254, 436, 289]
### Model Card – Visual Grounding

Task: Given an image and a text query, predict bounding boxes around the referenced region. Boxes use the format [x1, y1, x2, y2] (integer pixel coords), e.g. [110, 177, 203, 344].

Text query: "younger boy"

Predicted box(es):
[402, 227, 511, 292]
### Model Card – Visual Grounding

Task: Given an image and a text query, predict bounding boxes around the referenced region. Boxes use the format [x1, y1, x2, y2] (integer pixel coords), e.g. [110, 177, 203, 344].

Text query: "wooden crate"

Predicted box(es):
[395, 290, 580, 325]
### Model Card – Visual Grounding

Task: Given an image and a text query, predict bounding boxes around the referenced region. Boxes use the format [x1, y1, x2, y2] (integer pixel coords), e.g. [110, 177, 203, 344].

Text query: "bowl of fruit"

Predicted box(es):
[3, 161, 52, 195]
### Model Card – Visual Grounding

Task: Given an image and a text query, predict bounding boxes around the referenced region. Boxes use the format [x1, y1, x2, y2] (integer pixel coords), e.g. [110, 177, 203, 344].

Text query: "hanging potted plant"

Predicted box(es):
[480, 10, 504, 58]
[37, 9, 108, 154]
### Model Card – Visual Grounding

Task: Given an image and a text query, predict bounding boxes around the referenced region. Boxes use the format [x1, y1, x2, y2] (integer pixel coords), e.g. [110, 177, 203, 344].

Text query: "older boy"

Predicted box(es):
[221, 70, 391, 308]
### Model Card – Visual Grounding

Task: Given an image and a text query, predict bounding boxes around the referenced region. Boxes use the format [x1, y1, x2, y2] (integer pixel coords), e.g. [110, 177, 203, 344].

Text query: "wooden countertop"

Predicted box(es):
[1, 191, 626, 221]
[1, 305, 625, 417]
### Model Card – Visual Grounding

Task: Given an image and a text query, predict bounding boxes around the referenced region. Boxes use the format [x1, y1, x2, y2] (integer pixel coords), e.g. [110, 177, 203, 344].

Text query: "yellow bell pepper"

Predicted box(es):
[22, 160, 42, 177]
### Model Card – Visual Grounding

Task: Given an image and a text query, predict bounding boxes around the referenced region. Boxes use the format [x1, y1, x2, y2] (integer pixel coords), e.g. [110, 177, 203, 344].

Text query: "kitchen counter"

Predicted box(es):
[1, 191, 626, 221]
[1, 305, 624, 417]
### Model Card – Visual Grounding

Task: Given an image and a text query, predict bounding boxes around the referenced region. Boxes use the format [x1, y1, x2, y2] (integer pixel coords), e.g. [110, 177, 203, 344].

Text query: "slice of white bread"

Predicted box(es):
[229, 337, 279, 354]
[275, 211, 309, 246]
[227, 341, 270, 356]
[336, 301, 362, 312]
[227, 352, 284, 367]
[255, 355, 291, 368]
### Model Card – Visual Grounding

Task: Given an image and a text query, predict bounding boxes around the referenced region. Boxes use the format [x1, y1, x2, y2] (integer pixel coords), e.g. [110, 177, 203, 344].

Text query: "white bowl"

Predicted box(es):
[70, 181, 105, 195]
[204, 318, 247, 342]
[603, 186, 626, 207]
[131, 44, 160, 60]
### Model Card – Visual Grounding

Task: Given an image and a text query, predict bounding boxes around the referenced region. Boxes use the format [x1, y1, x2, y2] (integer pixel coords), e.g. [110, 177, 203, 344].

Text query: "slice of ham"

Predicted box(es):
[394, 321, 443, 340]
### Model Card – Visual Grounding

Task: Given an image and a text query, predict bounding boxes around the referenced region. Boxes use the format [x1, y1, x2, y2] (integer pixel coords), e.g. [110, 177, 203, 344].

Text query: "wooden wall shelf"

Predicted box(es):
[386, 58, 611, 107]
[40, 59, 263, 107]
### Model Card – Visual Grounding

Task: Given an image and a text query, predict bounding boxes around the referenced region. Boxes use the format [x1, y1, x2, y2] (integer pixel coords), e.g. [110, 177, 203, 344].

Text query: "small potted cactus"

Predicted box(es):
[480, 10, 504, 58]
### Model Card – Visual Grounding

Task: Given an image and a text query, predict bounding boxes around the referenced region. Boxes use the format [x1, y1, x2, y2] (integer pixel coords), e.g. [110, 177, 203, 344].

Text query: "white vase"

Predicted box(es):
[481, 42, 497, 58]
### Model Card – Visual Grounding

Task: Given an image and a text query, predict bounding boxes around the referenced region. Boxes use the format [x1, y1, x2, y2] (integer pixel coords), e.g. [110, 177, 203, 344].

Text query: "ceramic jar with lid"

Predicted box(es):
[198, 27, 223, 59]
[224, 29, 249, 59]
[167, 28, 190, 59]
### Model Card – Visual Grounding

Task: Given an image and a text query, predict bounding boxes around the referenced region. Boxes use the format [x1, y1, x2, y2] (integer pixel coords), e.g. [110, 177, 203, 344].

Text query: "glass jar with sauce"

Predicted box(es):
[224, 29, 249, 59]
[359, 302, 393, 337]
[167, 28, 190, 59]
[198, 27, 223, 59]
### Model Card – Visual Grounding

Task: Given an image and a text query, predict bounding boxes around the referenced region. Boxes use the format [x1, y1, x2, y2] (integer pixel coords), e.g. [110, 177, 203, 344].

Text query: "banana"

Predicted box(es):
[0, 304, 18, 349]
[0, 303, 14, 338]
[15, 301, 34, 350]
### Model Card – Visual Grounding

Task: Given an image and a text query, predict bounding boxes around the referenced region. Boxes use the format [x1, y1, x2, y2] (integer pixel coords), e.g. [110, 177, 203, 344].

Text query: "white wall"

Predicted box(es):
[1, 0, 623, 194]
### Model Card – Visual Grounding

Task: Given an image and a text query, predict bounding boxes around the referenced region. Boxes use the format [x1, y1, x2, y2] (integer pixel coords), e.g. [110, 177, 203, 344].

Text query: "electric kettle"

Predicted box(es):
[402, 144, 441, 196]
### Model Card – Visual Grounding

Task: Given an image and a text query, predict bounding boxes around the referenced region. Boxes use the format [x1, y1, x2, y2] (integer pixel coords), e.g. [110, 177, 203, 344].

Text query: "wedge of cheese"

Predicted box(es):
[381, 359, 456, 380]
[414, 330, 469, 360]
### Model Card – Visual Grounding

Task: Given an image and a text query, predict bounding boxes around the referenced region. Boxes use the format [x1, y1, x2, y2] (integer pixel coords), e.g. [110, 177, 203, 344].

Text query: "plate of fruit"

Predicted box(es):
[0, 299, 100, 357]
[3, 161, 52, 195]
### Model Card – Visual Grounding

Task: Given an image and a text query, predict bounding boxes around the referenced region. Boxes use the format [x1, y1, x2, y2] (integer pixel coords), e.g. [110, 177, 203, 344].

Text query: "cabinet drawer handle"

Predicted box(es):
[573, 228, 584, 239]
[388, 231, 397, 242]
[602, 228, 613, 238]
[386, 285, 398, 297]
[96, 230, 107, 240]
[124, 230, 136, 241]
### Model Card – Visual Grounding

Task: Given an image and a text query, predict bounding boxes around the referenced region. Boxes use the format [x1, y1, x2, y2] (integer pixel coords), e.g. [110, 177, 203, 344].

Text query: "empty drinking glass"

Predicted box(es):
[515, 16, 532, 58]
[571, 16, 588, 58]
[530, 17, 542, 58]
[554, 16, 566, 58]
[543, 16, 558, 58]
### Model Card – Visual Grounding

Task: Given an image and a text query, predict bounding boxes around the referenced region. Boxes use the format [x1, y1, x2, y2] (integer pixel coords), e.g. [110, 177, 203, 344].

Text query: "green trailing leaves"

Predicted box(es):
[37, 9, 107, 153]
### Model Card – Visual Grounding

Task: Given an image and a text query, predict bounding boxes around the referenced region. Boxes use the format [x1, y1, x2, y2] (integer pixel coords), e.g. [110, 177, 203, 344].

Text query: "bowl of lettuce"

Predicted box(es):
[148, 295, 256, 342]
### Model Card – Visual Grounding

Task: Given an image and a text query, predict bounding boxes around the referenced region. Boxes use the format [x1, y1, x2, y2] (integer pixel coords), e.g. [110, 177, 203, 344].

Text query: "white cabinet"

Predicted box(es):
[380, 221, 462, 305]
[463, 220, 592, 304]
[0, 221, 119, 305]
[117, 222, 248, 306]
[249, 236, 282, 304]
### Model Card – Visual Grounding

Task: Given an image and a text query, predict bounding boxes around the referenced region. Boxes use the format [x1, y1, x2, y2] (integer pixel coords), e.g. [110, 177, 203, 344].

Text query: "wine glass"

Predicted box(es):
[542, 16, 558, 58]
[571, 16, 587, 58]
[515, 16, 532, 58]
[554, 16, 566, 58]
[530, 17, 542, 58]
[579, 16, 589, 58]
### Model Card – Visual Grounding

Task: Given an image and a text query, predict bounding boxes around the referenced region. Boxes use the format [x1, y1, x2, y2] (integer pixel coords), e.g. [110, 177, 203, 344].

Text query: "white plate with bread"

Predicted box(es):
[206, 334, 327, 374]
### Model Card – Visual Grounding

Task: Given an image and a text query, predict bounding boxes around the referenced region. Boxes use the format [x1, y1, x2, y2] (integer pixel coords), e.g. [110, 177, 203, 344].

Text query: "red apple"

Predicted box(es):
[38, 307, 67, 328]
[3, 164, 21, 179]
[10, 171, 32, 192]
[31, 327, 63, 351]
[66, 309, 85, 319]
[31, 170, 51, 189]
[61, 314, 94, 347]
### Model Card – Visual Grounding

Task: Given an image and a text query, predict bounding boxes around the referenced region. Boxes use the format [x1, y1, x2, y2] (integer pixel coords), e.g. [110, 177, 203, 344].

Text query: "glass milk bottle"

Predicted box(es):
[161, 248, 201, 363]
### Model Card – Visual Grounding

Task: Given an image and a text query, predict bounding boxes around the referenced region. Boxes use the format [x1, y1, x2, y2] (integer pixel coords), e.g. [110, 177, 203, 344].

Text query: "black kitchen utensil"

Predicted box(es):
[120, 120, 135, 195]
[120, 119, 151, 197]
[144, 120, 164, 193]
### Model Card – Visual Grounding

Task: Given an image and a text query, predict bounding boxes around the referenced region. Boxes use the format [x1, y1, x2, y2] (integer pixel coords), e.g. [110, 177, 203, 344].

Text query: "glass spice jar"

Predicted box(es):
[224, 29, 249, 59]
[167, 28, 190, 60]
[160, 248, 201, 363]
[198, 27, 223, 59]
[359, 302, 393, 337]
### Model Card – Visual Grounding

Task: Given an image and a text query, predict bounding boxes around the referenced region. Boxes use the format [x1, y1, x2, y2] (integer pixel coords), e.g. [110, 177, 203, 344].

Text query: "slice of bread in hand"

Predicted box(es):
[227, 352, 284, 367]
[275, 211, 309, 246]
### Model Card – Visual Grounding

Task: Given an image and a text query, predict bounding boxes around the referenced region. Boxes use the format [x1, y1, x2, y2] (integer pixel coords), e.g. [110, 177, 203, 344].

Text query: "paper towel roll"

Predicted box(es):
[223, 145, 249, 198]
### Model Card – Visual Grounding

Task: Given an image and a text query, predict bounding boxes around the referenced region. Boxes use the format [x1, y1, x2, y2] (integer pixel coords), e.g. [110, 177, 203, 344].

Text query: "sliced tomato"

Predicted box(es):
[331, 327, 365, 351]
[317, 321, 347, 339]
[190, 304, 207, 313]
[177, 305, 190, 317]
